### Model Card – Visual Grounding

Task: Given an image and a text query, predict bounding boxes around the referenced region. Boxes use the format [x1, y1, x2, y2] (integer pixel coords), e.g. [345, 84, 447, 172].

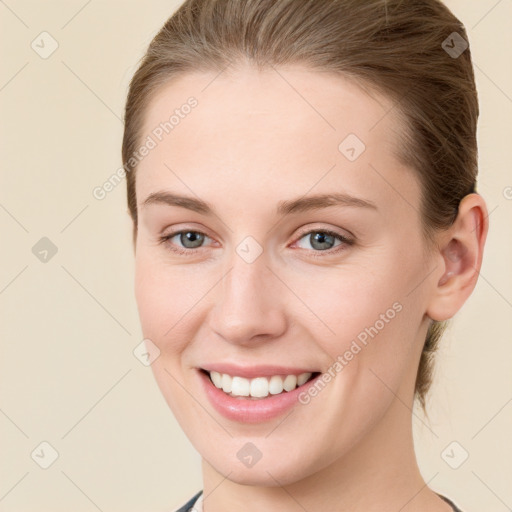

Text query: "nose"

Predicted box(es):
[208, 253, 288, 347]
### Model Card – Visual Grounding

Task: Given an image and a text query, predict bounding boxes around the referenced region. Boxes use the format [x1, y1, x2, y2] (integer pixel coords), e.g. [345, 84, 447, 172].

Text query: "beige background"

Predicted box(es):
[0, 1, 511, 511]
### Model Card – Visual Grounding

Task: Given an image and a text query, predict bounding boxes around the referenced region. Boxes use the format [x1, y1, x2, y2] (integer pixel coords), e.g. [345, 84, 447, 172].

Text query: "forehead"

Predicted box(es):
[136, 64, 418, 217]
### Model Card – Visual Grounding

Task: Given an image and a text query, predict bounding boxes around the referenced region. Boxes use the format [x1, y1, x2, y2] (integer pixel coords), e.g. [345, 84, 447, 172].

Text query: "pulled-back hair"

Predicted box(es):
[122, 0, 479, 410]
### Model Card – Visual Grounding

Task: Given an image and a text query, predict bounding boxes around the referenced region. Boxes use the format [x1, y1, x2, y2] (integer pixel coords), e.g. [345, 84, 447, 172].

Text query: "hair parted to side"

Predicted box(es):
[123, 0, 479, 411]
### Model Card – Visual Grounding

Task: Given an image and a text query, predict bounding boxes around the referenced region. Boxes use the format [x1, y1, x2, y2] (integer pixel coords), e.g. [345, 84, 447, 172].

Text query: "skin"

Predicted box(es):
[132, 63, 488, 511]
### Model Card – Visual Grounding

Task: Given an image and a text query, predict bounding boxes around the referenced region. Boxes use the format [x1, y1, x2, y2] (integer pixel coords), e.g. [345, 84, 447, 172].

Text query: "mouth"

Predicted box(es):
[200, 368, 321, 400]
[197, 363, 324, 423]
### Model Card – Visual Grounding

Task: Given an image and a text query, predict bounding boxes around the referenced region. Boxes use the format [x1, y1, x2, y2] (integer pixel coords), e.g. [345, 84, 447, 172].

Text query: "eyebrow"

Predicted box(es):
[141, 191, 377, 215]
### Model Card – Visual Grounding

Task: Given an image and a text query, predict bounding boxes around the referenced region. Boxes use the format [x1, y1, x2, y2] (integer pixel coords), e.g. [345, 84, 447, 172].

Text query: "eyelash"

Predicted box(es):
[158, 228, 354, 258]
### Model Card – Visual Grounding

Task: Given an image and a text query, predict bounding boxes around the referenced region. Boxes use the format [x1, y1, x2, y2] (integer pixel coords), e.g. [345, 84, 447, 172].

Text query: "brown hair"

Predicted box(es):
[122, 0, 479, 410]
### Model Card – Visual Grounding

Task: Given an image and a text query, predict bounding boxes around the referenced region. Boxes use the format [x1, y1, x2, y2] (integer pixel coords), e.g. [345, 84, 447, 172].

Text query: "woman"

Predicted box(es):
[122, 0, 488, 510]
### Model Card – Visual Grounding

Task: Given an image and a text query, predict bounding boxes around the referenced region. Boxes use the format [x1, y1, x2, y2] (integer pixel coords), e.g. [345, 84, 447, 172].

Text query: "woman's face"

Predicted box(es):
[133, 65, 435, 485]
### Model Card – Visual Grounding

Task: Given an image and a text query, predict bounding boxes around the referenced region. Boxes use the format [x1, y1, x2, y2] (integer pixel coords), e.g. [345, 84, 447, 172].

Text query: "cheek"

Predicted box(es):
[284, 263, 397, 339]
[134, 251, 202, 423]
[134, 250, 195, 353]
[287, 256, 422, 385]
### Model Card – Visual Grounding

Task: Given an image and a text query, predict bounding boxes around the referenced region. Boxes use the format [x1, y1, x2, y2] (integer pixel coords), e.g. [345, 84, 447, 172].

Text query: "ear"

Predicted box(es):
[426, 193, 489, 322]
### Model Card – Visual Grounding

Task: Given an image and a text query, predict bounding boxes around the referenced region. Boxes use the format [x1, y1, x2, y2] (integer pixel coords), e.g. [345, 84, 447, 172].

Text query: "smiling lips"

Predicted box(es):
[200, 363, 320, 400]
[199, 365, 322, 422]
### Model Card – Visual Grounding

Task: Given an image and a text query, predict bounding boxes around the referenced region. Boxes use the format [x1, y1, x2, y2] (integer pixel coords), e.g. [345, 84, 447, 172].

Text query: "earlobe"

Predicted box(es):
[426, 193, 489, 322]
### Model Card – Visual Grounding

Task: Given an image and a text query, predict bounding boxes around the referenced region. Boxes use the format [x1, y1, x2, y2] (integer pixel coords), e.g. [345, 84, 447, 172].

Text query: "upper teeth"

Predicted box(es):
[209, 371, 312, 398]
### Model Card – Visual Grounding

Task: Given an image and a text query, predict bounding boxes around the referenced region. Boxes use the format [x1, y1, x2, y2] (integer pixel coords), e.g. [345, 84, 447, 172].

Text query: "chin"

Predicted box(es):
[201, 444, 324, 487]
[214, 463, 305, 487]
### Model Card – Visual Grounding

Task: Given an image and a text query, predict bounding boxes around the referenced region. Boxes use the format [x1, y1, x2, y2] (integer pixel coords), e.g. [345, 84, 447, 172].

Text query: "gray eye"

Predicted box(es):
[297, 231, 340, 251]
[299, 230, 346, 252]
[178, 231, 206, 249]
[310, 232, 335, 250]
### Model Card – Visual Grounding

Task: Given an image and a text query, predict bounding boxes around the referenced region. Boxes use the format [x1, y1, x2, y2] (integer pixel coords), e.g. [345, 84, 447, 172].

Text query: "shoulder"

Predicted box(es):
[437, 493, 464, 512]
[172, 490, 203, 512]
